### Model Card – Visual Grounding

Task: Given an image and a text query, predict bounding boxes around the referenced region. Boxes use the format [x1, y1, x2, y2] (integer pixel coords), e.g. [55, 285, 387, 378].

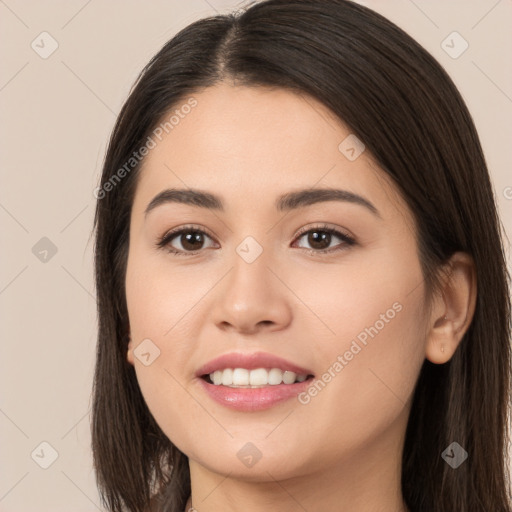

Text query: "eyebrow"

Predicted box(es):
[144, 187, 380, 218]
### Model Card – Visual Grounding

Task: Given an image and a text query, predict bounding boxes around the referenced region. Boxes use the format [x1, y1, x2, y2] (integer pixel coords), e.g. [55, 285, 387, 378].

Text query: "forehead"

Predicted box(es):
[132, 83, 407, 220]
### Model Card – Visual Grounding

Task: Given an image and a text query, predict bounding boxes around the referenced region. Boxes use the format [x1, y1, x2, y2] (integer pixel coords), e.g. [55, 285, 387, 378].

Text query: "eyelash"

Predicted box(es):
[156, 223, 356, 257]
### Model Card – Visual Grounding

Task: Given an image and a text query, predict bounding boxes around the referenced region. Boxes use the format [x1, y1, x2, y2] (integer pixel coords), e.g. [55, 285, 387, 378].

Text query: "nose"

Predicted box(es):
[210, 249, 293, 335]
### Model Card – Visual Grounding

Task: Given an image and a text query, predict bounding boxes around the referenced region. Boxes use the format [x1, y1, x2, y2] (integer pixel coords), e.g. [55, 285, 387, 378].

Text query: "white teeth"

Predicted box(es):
[207, 368, 309, 387]
[282, 371, 297, 384]
[221, 368, 233, 386]
[268, 368, 283, 385]
[232, 368, 249, 386]
[249, 368, 268, 386]
[212, 370, 223, 385]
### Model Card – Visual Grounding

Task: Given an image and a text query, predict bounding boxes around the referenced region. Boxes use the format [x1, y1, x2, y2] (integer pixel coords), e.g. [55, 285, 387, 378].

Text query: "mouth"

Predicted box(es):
[201, 368, 314, 387]
[195, 352, 315, 411]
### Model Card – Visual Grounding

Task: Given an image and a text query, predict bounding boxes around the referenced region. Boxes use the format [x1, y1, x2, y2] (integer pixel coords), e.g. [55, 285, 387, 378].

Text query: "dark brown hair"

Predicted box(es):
[91, 1, 512, 510]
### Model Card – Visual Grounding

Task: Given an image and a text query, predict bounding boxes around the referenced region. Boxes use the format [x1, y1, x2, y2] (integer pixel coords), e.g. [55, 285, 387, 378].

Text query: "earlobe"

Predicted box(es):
[425, 252, 477, 364]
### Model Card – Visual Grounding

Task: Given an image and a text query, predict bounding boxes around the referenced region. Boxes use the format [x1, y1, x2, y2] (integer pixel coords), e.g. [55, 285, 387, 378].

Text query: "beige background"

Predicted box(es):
[1, 0, 511, 510]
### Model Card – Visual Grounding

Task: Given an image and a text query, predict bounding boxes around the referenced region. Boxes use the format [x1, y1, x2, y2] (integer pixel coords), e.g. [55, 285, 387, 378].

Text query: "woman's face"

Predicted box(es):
[125, 83, 429, 481]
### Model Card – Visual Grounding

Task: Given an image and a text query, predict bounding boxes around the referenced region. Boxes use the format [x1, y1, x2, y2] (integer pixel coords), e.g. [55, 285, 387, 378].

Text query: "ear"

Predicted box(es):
[425, 252, 477, 364]
[126, 329, 135, 366]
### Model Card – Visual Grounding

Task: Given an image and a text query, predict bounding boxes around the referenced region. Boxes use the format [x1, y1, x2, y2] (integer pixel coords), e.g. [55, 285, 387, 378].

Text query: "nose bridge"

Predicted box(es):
[228, 235, 275, 309]
[211, 233, 292, 333]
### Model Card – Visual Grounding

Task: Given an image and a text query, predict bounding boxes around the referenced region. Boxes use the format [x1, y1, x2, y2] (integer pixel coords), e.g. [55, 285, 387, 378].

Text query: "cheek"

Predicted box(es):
[125, 248, 179, 337]
[292, 249, 427, 456]
[286, 239, 426, 364]
[302, 304, 425, 467]
[125, 248, 220, 453]
[125, 244, 212, 353]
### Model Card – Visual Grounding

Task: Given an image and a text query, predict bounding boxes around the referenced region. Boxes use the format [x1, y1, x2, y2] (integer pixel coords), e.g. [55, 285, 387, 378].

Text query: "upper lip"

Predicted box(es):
[195, 351, 314, 377]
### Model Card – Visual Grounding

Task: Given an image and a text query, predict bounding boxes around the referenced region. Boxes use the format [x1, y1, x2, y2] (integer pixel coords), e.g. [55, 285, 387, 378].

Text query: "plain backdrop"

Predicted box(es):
[1, 1, 511, 510]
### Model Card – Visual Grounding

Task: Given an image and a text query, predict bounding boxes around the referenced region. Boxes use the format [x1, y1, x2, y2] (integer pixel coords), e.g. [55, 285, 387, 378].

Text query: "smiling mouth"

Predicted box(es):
[201, 367, 315, 388]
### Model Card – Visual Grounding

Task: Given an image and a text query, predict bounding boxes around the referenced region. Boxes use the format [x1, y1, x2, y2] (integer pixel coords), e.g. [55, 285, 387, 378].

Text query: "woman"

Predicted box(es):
[91, 1, 512, 511]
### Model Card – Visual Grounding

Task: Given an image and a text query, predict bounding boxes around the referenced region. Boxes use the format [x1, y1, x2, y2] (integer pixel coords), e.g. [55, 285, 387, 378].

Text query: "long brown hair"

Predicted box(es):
[91, 1, 512, 510]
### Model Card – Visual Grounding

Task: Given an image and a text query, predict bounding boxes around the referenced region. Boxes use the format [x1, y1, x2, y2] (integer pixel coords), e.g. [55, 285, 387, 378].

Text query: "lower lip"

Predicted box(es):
[197, 377, 313, 411]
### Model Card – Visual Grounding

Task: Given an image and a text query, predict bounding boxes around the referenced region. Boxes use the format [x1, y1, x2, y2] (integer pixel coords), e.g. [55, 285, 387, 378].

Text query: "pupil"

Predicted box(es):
[182, 232, 203, 250]
[309, 231, 330, 250]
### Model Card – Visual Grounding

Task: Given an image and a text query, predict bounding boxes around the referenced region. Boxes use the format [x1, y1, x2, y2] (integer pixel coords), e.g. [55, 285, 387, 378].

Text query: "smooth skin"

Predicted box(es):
[125, 83, 476, 512]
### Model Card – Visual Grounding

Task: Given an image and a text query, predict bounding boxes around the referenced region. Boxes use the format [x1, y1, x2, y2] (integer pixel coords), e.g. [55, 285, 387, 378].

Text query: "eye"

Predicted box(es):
[156, 225, 217, 256]
[292, 223, 355, 254]
[156, 223, 356, 256]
